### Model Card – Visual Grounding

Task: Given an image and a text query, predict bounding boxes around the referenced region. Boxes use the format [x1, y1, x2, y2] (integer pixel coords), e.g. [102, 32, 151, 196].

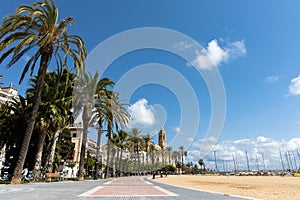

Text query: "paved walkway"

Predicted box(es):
[0, 176, 255, 200]
[79, 176, 178, 197]
[78, 176, 254, 200]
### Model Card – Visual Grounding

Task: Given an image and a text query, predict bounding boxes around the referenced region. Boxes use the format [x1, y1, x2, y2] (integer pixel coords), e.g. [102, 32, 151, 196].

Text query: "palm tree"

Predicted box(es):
[198, 159, 205, 173]
[74, 72, 100, 181]
[179, 146, 187, 174]
[0, 0, 86, 183]
[117, 130, 128, 177]
[143, 134, 152, 166]
[27, 69, 75, 176]
[44, 69, 75, 173]
[166, 146, 172, 165]
[109, 133, 119, 177]
[91, 78, 114, 178]
[172, 150, 179, 163]
[127, 128, 144, 175]
[99, 92, 129, 179]
[0, 96, 30, 171]
[149, 143, 156, 178]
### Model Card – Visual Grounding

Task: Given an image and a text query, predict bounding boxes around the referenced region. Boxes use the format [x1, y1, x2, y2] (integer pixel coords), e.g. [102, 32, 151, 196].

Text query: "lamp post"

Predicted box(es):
[214, 151, 218, 172]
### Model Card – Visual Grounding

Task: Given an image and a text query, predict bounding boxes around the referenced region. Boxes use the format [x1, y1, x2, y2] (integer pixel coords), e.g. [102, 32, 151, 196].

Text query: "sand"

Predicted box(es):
[154, 175, 300, 200]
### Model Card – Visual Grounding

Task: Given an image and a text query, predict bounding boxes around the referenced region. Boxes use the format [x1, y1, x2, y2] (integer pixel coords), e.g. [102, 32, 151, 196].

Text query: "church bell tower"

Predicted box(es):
[158, 127, 167, 149]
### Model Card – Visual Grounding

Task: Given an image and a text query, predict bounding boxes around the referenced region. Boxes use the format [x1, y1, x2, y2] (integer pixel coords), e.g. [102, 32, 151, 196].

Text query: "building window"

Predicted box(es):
[72, 133, 77, 137]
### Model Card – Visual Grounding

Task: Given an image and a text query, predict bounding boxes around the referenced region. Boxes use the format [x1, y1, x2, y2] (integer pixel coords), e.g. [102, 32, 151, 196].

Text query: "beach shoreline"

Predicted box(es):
[154, 174, 300, 200]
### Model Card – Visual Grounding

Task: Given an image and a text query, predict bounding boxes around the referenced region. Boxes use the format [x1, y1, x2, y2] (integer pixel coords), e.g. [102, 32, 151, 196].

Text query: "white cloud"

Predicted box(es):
[186, 136, 300, 171]
[265, 76, 279, 83]
[173, 41, 194, 51]
[288, 75, 300, 95]
[174, 126, 184, 135]
[128, 98, 156, 128]
[191, 39, 246, 70]
[227, 40, 247, 57]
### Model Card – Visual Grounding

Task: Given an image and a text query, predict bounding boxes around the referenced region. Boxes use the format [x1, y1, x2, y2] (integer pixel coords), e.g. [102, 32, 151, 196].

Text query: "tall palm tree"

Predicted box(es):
[149, 143, 156, 178]
[166, 146, 172, 165]
[27, 69, 75, 176]
[0, 0, 86, 183]
[44, 69, 75, 173]
[109, 133, 120, 177]
[143, 134, 152, 166]
[198, 159, 205, 172]
[117, 130, 128, 177]
[179, 146, 187, 174]
[172, 150, 179, 163]
[102, 92, 130, 178]
[74, 72, 100, 181]
[91, 78, 114, 178]
[0, 96, 30, 170]
[127, 128, 144, 175]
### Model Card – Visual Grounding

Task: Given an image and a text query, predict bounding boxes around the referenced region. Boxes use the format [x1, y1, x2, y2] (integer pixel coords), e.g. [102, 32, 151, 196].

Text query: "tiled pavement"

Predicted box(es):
[78, 176, 254, 200]
[0, 176, 255, 199]
[79, 176, 178, 197]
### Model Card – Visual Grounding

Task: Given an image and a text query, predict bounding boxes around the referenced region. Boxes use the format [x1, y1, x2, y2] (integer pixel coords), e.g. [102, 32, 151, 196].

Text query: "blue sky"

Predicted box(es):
[1, 1, 300, 169]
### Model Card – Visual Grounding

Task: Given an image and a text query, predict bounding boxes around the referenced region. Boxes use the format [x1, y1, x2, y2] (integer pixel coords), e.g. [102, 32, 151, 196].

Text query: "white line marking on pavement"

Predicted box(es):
[140, 177, 153, 185]
[78, 186, 102, 197]
[78, 185, 178, 197]
[154, 186, 178, 196]
[104, 181, 112, 185]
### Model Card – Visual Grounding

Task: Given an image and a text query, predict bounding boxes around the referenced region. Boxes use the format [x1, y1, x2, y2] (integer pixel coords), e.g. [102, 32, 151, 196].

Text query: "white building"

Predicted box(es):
[0, 77, 19, 169]
[66, 123, 100, 177]
[0, 83, 19, 105]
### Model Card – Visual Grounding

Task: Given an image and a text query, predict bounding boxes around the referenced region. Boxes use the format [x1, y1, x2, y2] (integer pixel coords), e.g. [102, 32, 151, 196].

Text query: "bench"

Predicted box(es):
[45, 173, 60, 182]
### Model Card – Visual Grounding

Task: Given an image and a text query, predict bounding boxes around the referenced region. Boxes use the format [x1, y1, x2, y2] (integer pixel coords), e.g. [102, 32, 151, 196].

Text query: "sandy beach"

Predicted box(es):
[154, 175, 300, 200]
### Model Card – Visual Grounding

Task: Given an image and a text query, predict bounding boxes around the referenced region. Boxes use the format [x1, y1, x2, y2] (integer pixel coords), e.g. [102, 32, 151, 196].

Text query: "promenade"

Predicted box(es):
[0, 176, 253, 200]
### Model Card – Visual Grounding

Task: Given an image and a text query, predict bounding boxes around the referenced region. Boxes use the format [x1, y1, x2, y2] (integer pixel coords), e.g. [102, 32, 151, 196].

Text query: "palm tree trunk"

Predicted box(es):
[151, 148, 155, 179]
[133, 145, 137, 175]
[95, 120, 103, 179]
[142, 152, 145, 175]
[11, 51, 52, 184]
[145, 148, 149, 172]
[78, 106, 90, 180]
[46, 129, 61, 173]
[181, 153, 184, 174]
[105, 123, 112, 179]
[115, 147, 120, 177]
[118, 148, 123, 177]
[137, 143, 140, 175]
[33, 126, 48, 177]
[111, 147, 116, 177]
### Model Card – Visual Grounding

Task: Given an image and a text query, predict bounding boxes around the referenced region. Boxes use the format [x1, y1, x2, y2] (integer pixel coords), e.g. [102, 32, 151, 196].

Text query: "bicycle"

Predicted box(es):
[0, 171, 12, 183]
[21, 169, 37, 183]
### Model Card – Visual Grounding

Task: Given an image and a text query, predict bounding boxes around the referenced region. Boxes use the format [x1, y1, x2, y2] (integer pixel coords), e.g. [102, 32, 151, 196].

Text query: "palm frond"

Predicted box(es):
[0, 31, 29, 51]
[19, 51, 40, 84]
[6, 42, 34, 69]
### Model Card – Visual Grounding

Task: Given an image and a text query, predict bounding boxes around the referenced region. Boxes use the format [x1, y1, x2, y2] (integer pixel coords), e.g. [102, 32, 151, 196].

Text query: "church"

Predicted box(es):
[145, 127, 172, 165]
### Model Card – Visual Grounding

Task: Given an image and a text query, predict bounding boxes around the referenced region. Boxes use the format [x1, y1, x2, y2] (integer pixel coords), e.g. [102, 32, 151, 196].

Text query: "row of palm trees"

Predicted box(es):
[0, 0, 87, 184]
[0, 0, 132, 183]
[0, 69, 76, 178]
[101, 128, 190, 177]
[75, 71, 131, 180]
[0, 66, 130, 182]
[0, 0, 194, 183]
